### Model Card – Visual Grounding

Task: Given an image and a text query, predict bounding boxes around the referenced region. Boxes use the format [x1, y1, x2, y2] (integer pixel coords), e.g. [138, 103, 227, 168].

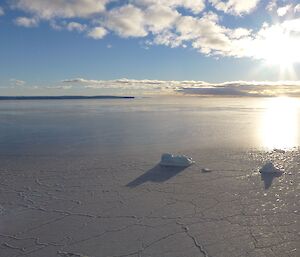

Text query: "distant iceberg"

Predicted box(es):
[160, 153, 194, 167]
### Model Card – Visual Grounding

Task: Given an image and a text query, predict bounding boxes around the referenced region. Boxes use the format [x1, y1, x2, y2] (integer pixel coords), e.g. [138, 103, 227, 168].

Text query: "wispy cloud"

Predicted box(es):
[0, 6, 4, 16]
[14, 16, 39, 27]
[62, 78, 188, 90]
[49, 20, 88, 32]
[10, 79, 26, 86]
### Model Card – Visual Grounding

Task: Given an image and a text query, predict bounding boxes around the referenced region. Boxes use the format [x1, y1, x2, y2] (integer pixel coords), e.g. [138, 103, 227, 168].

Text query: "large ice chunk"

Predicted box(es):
[160, 153, 194, 167]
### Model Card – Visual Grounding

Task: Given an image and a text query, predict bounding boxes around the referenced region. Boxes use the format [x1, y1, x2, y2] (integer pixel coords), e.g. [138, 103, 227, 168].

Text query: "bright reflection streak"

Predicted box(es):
[260, 97, 299, 150]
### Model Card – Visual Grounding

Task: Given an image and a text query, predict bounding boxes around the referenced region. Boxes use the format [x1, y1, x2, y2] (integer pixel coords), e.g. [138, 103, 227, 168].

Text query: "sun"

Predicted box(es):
[263, 37, 297, 66]
[263, 41, 297, 80]
[260, 29, 298, 65]
[254, 23, 299, 79]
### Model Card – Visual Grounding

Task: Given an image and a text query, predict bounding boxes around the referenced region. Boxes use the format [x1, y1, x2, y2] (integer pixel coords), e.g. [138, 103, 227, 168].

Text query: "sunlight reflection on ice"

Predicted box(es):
[260, 97, 299, 150]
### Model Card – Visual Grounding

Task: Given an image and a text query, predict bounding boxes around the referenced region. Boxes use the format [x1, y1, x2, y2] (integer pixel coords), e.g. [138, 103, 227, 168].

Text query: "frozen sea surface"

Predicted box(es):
[0, 97, 299, 257]
[1, 96, 299, 155]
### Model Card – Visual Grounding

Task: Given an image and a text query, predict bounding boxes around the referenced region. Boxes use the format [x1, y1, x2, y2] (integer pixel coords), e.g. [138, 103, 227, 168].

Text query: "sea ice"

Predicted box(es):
[159, 153, 194, 167]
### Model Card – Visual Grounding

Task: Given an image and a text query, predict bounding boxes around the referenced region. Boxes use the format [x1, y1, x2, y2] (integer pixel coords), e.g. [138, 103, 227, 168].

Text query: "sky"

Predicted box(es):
[0, 0, 300, 96]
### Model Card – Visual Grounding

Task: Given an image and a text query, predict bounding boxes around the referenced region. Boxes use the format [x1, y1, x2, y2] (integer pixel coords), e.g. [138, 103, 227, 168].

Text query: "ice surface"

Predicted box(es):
[0, 98, 299, 257]
[159, 153, 194, 167]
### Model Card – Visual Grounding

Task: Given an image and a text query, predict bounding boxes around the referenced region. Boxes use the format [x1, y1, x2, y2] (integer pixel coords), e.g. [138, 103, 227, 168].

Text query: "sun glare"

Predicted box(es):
[256, 24, 299, 79]
[260, 97, 299, 150]
[262, 36, 298, 66]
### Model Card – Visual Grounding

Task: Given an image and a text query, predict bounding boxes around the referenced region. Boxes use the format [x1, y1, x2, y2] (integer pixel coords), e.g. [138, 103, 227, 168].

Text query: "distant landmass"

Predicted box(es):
[0, 96, 135, 100]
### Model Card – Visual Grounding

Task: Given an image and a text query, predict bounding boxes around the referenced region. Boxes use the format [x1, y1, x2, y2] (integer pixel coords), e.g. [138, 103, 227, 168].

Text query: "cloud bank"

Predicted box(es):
[9, 0, 300, 62]
[4, 78, 300, 97]
[61, 78, 300, 97]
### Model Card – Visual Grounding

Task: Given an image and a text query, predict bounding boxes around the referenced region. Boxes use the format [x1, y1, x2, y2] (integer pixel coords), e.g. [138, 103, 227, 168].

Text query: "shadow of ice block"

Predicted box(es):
[259, 162, 282, 174]
[0, 205, 4, 215]
[159, 153, 194, 167]
[259, 162, 283, 190]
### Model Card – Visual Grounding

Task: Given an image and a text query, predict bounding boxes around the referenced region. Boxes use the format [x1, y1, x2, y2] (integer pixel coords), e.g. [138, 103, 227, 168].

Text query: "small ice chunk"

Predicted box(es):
[259, 162, 281, 174]
[160, 153, 194, 167]
[201, 168, 212, 173]
[273, 149, 285, 154]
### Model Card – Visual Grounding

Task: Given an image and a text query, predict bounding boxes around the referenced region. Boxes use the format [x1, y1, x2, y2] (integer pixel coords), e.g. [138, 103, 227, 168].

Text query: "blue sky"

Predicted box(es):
[0, 0, 300, 96]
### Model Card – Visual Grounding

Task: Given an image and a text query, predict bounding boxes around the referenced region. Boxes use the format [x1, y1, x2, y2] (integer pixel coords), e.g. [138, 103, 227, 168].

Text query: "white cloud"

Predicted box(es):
[0, 7, 4, 16]
[144, 5, 180, 33]
[280, 18, 300, 33]
[10, 79, 26, 86]
[103, 1, 205, 38]
[105, 5, 147, 37]
[152, 30, 183, 48]
[66, 22, 87, 32]
[15, 16, 39, 27]
[13, 0, 111, 19]
[294, 4, 300, 13]
[153, 12, 253, 57]
[87, 27, 107, 39]
[230, 28, 252, 39]
[146, 12, 300, 63]
[132, 0, 205, 14]
[209, 0, 261, 15]
[277, 4, 292, 17]
[49, 21, 87, 32]
[266, 0, 277, 12]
